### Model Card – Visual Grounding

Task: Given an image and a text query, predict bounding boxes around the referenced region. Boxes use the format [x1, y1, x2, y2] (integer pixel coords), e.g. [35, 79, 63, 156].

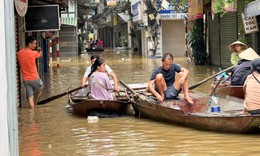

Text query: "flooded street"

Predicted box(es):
[19, 50, 260, 155]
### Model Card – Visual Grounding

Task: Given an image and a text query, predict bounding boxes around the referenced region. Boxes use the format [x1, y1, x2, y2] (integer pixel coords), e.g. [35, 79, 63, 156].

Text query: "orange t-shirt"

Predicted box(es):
[243, 73, 260, 111]
[17, 48, 41, 80]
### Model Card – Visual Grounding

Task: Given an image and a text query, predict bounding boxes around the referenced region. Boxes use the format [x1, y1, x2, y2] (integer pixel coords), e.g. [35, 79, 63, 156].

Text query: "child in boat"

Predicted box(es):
[228, 40, 248, 65]
[88, 57, 114, 100]
[243, 58, 260, 115]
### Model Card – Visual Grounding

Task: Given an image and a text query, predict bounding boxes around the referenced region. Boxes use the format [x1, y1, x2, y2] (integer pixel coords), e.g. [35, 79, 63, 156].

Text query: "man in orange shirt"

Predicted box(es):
[17, 36, 43, 109]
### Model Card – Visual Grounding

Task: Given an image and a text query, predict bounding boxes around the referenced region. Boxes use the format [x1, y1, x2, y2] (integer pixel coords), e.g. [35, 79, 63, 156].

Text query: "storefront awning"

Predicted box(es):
[118, 13, 129, 22]
[244, 0, 260, 17]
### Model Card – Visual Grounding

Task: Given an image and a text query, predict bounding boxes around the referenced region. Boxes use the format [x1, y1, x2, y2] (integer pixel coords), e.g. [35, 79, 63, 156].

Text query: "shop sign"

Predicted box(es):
[107, 0, 116, 7]
[131, 0, 142, 22]
[242, 13, 259, 34]
[137, 23, 145, 30]
[61, 17, 77, 26]
[14, 0, 28, 17]
[159, 13, 185, 20]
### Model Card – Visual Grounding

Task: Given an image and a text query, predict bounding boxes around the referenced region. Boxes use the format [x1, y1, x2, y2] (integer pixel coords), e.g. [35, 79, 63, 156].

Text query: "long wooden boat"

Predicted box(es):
[86, 47, 104, 52]
[121, 81, 260, 133]
[68, 90, 131, 116]
[211, 81, 244, 99]
[68, 83, 148, 116]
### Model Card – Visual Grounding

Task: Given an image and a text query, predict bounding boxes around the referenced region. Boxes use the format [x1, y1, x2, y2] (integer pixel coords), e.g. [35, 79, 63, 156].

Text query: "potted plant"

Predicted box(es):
[118, 36, 128, 48]
[188, 21, 208, 65]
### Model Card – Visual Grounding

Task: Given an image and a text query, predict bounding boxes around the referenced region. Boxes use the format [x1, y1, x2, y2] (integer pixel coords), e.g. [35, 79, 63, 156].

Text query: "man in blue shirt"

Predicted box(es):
[147, 53, 193, 104]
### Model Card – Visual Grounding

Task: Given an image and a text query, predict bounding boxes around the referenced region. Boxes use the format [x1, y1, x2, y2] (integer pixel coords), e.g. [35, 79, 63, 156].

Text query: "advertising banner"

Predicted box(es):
[188, 0, 203, 21]
[131, 0, 142, 22]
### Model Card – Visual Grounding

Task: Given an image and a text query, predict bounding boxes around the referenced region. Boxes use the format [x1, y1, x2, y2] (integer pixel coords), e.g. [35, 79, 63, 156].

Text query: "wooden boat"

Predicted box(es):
[86, 47, 104, 52]
[211, 81, 244, 99]
[68, 90, 131, 116]
[68, 83, 147, 116]
[121, 82, 260, 133]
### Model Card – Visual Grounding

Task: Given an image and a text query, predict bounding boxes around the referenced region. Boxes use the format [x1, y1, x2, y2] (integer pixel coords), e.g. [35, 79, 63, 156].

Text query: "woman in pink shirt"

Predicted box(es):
[243, 58, 260, 115]
[88, 57, 113, 100]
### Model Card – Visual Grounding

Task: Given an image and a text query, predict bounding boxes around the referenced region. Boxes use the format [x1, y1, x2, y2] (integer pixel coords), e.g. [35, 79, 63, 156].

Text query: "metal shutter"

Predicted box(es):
[220, 12, 238, 67]
[209, 14, 220, 66]
[60, 26, 78, 56]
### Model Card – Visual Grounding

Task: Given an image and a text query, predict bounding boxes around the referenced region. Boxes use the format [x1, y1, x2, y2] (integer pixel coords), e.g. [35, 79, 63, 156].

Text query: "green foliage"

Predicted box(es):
[188, 23, 207, 65]
[212, 0, 253, 16]
[212, 0, 231, 16]
[118, 36, 128, 47]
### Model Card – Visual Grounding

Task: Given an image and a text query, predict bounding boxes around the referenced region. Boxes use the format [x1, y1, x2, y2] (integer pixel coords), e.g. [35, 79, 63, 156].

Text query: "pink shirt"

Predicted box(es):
[88, 72, 113, 100]
[244, 72, 260, 111]
[98, 40, 103, 47]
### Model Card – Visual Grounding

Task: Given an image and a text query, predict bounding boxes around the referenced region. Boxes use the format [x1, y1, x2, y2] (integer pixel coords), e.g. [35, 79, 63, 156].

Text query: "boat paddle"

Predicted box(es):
[189, 65, 235, 90]
[119, 80, 136, 95]
[37, 85, 87, 105]
[210, 75, 224, 96]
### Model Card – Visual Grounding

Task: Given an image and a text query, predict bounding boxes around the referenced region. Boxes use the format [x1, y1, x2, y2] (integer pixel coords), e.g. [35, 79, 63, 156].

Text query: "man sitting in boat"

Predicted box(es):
[243, 58, 260, 115]
[88, 57, 114, 100]
[230, 48, 260, 86]
[82, 55, 119, 92]
[147, 53, 193, 104]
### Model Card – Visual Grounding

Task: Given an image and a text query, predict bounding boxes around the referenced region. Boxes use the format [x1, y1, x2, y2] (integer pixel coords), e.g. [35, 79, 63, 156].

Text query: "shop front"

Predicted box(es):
[157, 13, 186, 57]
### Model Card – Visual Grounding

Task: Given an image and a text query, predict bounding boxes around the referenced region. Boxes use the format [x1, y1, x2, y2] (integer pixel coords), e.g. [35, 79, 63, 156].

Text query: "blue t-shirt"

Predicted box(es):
[150, 64, 181, 87]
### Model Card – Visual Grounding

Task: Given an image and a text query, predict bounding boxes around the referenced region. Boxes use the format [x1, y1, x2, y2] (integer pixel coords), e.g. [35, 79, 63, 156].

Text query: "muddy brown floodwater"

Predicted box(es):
[19, 50, 260, 156]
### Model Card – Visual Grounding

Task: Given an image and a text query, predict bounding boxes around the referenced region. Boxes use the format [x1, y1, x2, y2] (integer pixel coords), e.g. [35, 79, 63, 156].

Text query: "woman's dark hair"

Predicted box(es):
[162, 53, 174, 61]
[88, 57, 105, 77]
[90, 55, 100, 61]
[26, 36, 36, 46]
[252, 58, 260, 73]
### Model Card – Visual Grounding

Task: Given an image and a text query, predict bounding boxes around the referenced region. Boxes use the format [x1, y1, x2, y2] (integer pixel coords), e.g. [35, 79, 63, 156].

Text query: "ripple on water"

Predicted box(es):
[19, 51, 260, 156]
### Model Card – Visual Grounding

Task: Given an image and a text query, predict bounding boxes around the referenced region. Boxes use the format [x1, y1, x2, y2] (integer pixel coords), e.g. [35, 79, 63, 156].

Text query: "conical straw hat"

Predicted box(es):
[238, 47, 260, 61]
[228, 40, 248, 52]
[230, 40, 247, 47]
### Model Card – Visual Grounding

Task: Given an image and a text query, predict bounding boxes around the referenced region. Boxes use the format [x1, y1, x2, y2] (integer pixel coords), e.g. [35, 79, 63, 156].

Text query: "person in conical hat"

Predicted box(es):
[228, 40, 248, 65]
[242, 58, 260, 115]
[230, 47, 260, 85]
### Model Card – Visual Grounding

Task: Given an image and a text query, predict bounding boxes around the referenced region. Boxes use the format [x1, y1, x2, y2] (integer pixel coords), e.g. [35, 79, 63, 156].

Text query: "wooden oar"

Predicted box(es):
[210, 76, 224, 96]
[189, 65, 235, 90]
[119, 80, 136, 94]
[37, 85, 87, 105]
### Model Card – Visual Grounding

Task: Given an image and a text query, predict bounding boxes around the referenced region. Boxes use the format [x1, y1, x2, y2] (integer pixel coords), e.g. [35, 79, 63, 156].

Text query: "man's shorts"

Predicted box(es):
[248, 109, 260, 115]
[164, 85, 180, 99]
[23, 78, 43, 98]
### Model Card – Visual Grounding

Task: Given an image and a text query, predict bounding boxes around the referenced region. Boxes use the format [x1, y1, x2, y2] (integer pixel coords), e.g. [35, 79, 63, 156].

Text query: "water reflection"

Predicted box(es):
[19, 50, 260, 156]
[19, 110, 43, 156]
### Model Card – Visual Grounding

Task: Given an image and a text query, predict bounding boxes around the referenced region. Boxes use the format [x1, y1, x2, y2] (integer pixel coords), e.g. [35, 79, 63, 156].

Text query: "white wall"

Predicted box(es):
[0, 0, 10, 155]
[162, 20, 185, 57]
[1, 0, 19, 155]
